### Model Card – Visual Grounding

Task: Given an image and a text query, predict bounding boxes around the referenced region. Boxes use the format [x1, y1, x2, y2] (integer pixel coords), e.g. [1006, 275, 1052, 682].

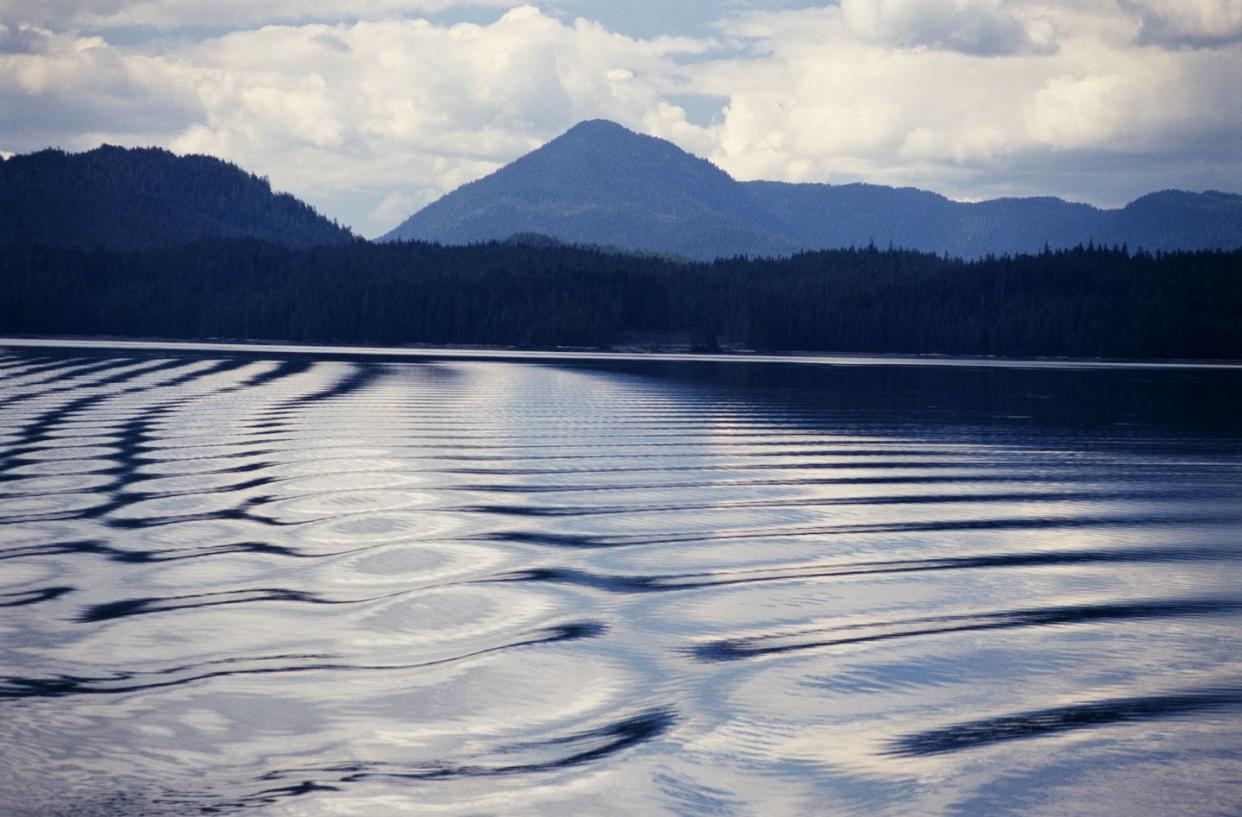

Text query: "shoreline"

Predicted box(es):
[4, 335, 1242, 371]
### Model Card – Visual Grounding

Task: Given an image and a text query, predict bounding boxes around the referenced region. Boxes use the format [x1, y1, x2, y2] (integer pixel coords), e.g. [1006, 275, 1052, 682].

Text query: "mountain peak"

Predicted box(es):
[530, 119, 716, 174]
[379, 123, 1242, 258]
[379, 119, 788, 256]
[560, 118, 633, 137]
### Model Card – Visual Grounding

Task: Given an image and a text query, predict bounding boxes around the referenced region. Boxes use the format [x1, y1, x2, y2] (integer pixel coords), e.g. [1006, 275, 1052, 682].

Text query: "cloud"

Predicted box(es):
[1, 0, 523, 29]
[1122, 0, 1242, 47]
[0, 1, 1237, 235]
[0, 24, 202, 142]
[369, 190, 418, 227]
[0, 22, 51, 53]
[5, 6, 710, 234]
[839, 0, 1047, 56]
[698, 1, 1241, 202]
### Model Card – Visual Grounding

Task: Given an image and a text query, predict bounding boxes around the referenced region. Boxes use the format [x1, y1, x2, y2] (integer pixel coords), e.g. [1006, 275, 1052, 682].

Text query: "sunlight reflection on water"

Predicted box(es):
[1, 341, 1241, 816]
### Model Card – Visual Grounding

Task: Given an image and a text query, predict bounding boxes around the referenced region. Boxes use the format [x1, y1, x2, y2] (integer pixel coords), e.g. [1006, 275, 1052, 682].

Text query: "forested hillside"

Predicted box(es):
[0, 146, 354, 250]
[3, 239, 1238, 359]
[381, 120, 1242, 259]
[381, 120, 795, 258]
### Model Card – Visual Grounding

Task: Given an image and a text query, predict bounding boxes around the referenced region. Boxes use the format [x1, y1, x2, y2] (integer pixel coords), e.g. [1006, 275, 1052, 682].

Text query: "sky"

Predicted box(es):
[1, 0, 1240, 237]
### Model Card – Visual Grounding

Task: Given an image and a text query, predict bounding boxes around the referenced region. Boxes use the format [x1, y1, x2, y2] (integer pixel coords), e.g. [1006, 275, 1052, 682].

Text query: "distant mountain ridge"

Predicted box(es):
[0, 145, 353, 251]
[381, 120, 1242, 259]
[383, 120, 793, 258]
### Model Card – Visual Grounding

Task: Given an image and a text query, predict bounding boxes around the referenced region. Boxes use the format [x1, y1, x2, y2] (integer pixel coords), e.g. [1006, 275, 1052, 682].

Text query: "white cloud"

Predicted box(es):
[369, 190, 418, 227]
[0, 1, 1238, 235]
[151, 7, 708, 232]
[0, 21, 51, 53]
[697, 1, 1241, 203]
[1123, 0, 1242, 46]
[0, 0, 522, 29]
[0, 24, 201, 143]
[839, 0, 1046, 56]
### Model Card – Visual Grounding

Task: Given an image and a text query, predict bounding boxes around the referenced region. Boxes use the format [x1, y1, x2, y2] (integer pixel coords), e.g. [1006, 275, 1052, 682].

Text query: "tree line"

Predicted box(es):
[0, 147, 353, 250]
[2, 238, 1239, 359]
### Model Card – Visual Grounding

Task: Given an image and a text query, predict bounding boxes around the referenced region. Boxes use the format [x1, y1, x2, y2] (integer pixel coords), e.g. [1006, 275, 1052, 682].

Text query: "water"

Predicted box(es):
[2, 341, 1241, 817]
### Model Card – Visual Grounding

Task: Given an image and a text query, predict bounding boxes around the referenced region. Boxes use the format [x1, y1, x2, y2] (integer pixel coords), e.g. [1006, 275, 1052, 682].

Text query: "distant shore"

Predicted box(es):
[4, 335, 1242, 371]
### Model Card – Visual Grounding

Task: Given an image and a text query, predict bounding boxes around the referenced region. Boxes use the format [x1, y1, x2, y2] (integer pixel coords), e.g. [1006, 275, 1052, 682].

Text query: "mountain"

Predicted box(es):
[743, 182, 1103, 258]
[381, 120, 796, 258]
[744, 183, 1242, 258]
[0, 145, 353, 250]
[381, 120, 1242, 259]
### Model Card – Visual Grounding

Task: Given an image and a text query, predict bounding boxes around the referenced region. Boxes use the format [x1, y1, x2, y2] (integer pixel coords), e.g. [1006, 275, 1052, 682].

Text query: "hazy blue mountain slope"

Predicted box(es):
[746, 181, 959, 254]
[746, 182, 1104, 257]
[0, 145, 353, 250]
[382, 120, 1242, 260]
[1096, 190, 1242, 252]
[381, 120, 797, 258]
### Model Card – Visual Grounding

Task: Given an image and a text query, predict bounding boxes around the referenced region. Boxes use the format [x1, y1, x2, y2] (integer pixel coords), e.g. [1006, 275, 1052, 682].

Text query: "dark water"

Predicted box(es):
[2, 341, 1242, 817]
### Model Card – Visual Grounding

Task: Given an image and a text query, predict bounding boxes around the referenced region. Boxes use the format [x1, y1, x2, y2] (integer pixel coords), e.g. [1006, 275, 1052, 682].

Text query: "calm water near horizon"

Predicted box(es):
[2, 340, 1241, 816]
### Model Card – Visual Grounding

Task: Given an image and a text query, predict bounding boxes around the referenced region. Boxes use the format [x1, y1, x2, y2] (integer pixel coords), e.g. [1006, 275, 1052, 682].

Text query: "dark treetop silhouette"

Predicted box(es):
[2, 135, 1240, 360]
[0, 145, 353, 251]
[3, 238, 1240, 359]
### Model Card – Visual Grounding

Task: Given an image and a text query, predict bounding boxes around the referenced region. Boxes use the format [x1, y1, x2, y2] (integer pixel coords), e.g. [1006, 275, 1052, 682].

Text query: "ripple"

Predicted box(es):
[273, 456, 409, 477]
[3, 345, 1242, 817]
[251, 488, 443, 524]
[119, 471, 272, 495]
[268, 472, 431, 496]
[0, 519, 103, 549]
[339, 649, 637, 736]
[331, 541, 509, 586]
[691, 597, 1242, 662]
[121, 518, 277, 552]
[0, 474, 116, 495]
[6, 458, 116, 476]
[106, 493, 249, 524]
[137, 442, 274, 462]
[134, 454, 271, 477]
[248, 704, 672, 796]
[300, 510, 462, 545]
[0, 560, 63, 590]
[77, 587, 364, 623]
[17, 433, 120, 449]
[887, 687, 1242, 757]
[13, 444, 119, 462]
[0, 492, 111, 519]
[0, 621, 605, 699]
[352, 584, 558, 647]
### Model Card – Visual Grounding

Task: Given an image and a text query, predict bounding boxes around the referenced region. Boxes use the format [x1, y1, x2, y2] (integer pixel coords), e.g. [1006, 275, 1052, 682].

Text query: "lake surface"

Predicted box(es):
[2, 341, 1241, 817]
